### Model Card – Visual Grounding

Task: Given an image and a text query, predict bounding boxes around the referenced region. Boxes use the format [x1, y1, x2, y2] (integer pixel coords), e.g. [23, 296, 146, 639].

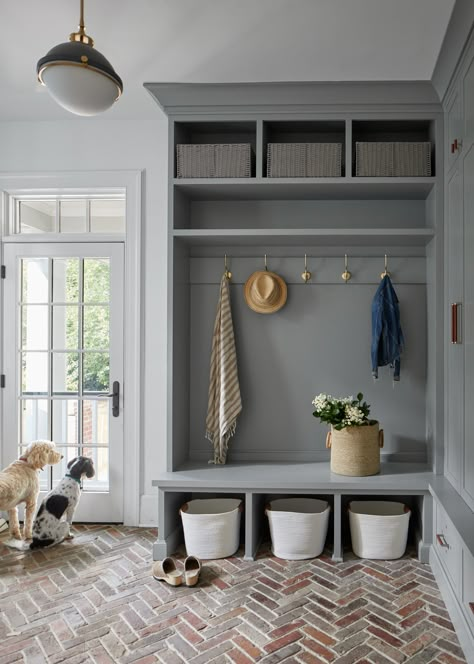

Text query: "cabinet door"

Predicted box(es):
[463, 52, 474, 152]
[447, 84, 463, 171]
[446, 167, 464, 490]
[463, 144, 474, 510]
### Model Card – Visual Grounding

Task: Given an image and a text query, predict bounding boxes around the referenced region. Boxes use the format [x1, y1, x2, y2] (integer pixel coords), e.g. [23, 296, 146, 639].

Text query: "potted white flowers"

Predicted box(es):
[312, 393, 384, 476]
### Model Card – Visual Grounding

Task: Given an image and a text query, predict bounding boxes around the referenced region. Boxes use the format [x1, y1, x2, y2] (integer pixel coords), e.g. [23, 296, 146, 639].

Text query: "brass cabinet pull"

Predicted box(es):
[451, 303, 461, 344]
[436, 533, 449, 548]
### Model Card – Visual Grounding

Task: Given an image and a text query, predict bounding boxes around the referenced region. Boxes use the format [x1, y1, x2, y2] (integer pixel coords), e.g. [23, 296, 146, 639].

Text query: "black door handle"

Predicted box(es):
[107, 381, 120, 417]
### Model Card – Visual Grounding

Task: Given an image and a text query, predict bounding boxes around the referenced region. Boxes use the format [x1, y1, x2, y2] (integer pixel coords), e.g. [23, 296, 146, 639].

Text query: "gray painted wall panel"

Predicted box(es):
[189, 278, 426, 463]
[188, 200, 426, 231]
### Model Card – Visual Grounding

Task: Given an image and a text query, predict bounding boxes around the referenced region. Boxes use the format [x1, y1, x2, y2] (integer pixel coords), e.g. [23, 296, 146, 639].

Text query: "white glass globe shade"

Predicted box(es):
[41, 65, 120, 116]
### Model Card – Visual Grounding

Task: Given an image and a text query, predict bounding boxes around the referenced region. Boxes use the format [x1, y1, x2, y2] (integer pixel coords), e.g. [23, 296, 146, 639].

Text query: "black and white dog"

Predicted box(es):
[30, 456, 95, 549]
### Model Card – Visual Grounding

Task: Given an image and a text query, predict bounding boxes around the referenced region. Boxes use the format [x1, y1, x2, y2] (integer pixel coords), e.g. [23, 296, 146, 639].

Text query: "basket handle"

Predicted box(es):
[326, 431, 332, 449]
[264, 502, 271, 516]
[378, 429, 384, 448]
[180, 502, 189, 513]
[238, 502, 244, 513]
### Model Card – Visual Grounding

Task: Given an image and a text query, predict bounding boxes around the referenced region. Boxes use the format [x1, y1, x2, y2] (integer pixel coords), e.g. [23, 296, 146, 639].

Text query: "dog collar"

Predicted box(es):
[65, 473, 81, 484]
[19, 456, 28, 462]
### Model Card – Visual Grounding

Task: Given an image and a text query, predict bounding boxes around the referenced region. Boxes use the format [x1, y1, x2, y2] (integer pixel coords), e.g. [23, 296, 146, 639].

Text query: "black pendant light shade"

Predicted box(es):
[36, 0, 123, 116]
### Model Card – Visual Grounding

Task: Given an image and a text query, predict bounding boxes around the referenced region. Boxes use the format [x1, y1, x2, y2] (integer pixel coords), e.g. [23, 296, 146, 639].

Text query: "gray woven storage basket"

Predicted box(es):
[267, 143, 342, 178]
[177, 143, 251, 178]
[356, 142, 431, 177]
[393, 142, 431, 176]
[356, 142, 393, 177]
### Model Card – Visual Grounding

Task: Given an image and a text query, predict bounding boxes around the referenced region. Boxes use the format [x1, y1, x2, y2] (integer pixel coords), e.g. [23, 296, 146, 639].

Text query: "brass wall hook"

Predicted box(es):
[224, 254, 232, 281]
[301, 254, 311, 283]
[341, 254, 352, 283]
[380, 254, 390, 279]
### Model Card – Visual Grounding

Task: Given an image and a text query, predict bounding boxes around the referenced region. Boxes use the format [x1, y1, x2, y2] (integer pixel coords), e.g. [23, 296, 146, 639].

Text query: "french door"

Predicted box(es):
[2, 243, 124, 522]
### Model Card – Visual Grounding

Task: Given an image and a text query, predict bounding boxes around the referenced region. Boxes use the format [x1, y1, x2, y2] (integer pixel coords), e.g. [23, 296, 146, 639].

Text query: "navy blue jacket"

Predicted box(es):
[371, 275, 404, 381]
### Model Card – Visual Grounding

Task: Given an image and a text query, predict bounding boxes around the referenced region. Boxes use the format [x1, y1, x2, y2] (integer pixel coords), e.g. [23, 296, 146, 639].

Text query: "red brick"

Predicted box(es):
[363, 567, 392, 583]
[233, 635, 263, 659]
[367, 625, 404, 648]
[269, 621, 305, 638]
[301, 637, 335, 662]
[227, 648, 254, 664]
[282, 579, 312, 595]
[397, 599, 424, 617]
[303, 626, 337, 647]
[429, 615, 456, 632]
[264, 630, 303, 653]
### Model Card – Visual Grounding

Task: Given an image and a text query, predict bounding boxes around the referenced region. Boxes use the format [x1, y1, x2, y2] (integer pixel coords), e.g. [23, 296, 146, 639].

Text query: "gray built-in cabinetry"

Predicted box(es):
[145, 80, 444, 561]
[146, 79, 474, 659]
[428, 31, 474, 661]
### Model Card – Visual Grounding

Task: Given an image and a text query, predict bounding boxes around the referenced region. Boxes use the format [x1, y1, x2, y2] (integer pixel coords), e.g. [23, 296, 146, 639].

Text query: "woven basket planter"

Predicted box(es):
[349, 500, 411, 559]
[265, 498, 330, 560]
[180, 498, 242, 559]
[326, 422, 383, 476]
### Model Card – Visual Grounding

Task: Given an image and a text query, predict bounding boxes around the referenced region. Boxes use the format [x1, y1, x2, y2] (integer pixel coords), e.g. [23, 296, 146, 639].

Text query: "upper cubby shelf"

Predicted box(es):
[173, 227, 435, 247]
[173, 177, 435, 201]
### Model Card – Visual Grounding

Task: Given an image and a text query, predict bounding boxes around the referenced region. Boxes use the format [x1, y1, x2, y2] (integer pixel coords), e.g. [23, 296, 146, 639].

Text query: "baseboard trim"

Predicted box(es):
[430, 547, 474, 664]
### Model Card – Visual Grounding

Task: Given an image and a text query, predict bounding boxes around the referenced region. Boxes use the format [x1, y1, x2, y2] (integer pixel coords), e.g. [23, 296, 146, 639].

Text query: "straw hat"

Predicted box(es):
[244, 270, 287, 314]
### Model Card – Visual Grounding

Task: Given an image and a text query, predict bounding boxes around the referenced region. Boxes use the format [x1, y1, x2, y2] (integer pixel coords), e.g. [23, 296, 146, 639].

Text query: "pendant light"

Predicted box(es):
[36, 0, 123, 116]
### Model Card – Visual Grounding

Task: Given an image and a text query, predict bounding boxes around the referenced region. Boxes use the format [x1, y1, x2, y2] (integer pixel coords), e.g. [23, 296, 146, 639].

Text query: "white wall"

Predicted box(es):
[0, 115, 169, 524]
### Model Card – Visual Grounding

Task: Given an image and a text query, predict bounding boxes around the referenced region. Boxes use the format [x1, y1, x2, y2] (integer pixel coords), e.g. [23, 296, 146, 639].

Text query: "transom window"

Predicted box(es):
[12, 196, 125, 235]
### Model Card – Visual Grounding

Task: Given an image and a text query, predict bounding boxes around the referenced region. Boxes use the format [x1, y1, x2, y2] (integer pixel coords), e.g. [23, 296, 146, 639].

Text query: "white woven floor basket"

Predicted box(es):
[266, 498, 330, 560]
[349, 500, 411, 560]
[180, 498, 242, 559]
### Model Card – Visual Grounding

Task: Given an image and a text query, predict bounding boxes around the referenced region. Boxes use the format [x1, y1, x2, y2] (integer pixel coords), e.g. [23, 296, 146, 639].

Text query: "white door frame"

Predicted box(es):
[0, 171, 142, 526]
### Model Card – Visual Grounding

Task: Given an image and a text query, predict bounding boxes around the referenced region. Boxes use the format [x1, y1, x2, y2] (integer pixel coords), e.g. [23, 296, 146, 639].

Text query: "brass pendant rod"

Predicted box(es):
[79, 0, 85, 31]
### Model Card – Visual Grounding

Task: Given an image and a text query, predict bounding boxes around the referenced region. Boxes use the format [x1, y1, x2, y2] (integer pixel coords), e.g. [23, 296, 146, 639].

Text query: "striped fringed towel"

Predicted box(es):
[206, 274, 242, 464]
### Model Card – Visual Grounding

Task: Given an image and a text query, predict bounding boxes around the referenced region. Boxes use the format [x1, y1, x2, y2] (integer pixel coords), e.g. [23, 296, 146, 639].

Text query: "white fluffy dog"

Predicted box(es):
[30, 456, 95, 549]
[0, 441, 63, 540]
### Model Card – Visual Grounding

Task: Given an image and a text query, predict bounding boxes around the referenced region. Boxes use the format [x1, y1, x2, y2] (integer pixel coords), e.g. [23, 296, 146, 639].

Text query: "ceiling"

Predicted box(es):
[0, 0, 455, 121]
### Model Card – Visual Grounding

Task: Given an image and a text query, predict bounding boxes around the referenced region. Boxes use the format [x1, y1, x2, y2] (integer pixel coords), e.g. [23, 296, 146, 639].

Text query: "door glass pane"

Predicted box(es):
[22, 259, 49, 303]
[52, 306, 79, 350]
[22, 306, 48, 350]
[22, 352, 48, 395]
[84, 259, 110, 302]
[52, 353, 79, 394]
[52, 447, 80, 487]
[52, 258, 80, 302]
[83, 400, 109, 446]
[19, 201, 56, 233]
[82, 447, 109, 491]
[90, 199, 125, 233]
[83, 353, 109, 393]
[59, 200, 87, 233]
[21, 399, 49, 444]
[83, 306, 109, 350]
[52, 400, 79, 446]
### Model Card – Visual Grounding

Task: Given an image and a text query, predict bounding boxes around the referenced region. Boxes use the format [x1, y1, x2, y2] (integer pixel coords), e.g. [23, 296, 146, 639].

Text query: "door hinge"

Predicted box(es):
[0, 375, 5, 388]
[1, 266, 5, 279]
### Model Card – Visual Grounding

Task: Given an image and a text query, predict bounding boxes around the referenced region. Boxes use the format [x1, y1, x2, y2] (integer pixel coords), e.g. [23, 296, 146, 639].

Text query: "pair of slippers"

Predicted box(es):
[152, 555, 201, 587]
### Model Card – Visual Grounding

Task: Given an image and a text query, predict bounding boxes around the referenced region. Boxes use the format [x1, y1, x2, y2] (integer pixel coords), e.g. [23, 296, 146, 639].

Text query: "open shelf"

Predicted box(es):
[173, 177, 436, 201]
[173, 227, 435, 246]
[154, 461, 435, 491]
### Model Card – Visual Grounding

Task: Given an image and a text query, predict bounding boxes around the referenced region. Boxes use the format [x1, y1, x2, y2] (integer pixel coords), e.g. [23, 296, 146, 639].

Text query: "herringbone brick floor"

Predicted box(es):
[0, 526, 467, 664]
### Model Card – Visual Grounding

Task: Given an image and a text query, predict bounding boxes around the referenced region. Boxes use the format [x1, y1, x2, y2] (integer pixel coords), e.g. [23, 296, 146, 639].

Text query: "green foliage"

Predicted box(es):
[66, 259, 110, 393]
[312, 393, 374, 430]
